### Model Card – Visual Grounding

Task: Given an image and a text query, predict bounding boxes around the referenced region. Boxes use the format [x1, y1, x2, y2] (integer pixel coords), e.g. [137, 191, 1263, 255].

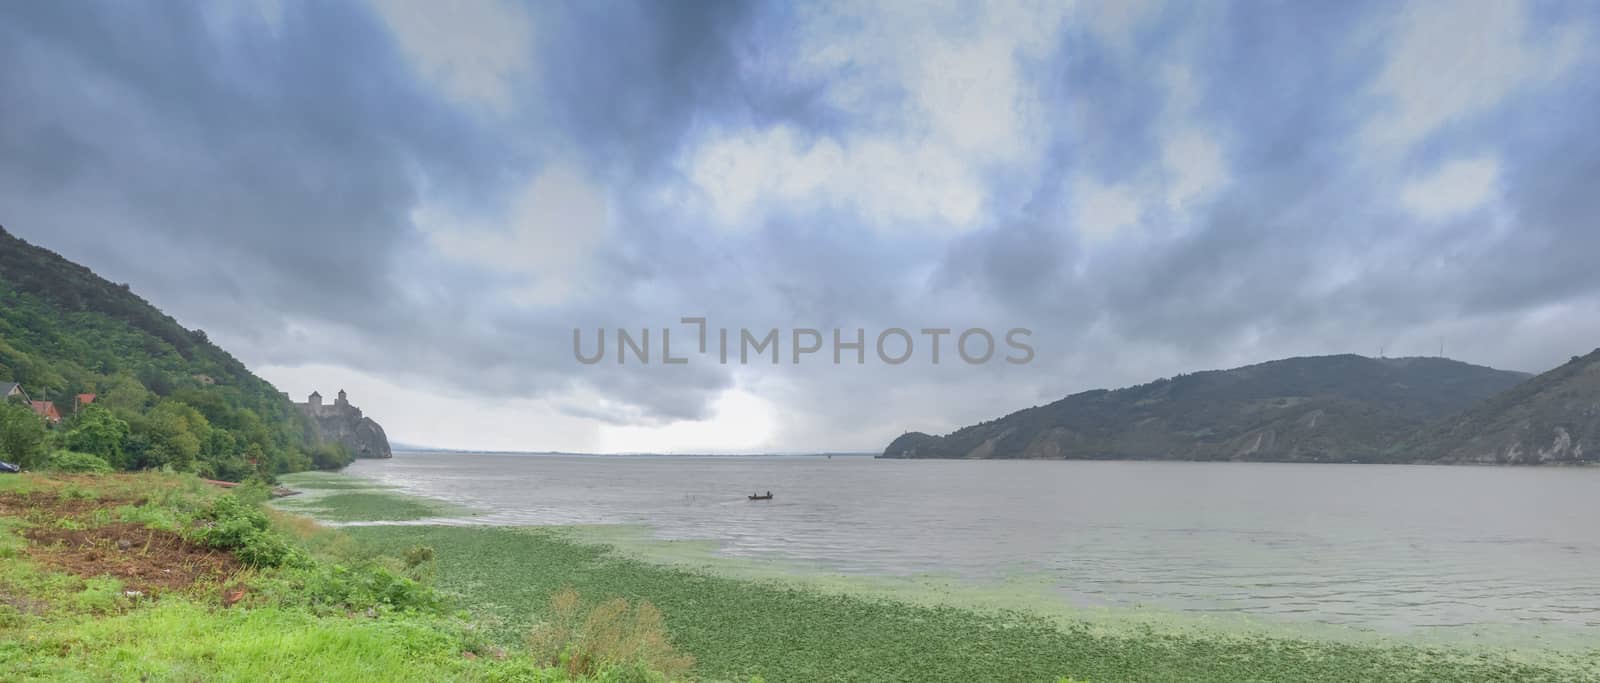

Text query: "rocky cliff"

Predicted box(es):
[1404, 348, 1600, 464]
[882, 355, 1530, 463]
[296, 392, 392, 459]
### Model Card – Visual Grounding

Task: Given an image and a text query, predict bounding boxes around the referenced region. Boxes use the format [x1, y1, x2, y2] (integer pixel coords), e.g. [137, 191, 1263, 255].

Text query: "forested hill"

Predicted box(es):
[882, 355, 1530, 463]
[0, 224, 349, 478]
[1404, 347, 1600, 464]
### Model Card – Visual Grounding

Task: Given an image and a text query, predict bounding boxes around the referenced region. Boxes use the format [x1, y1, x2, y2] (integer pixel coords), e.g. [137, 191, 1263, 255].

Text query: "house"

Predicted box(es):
[75, 393, 97, 414]
[1, 382, 27, 403]
[29, 400, 61, 424]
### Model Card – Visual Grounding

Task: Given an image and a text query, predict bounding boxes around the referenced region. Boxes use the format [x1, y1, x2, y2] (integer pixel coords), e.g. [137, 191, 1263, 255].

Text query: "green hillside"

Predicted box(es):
[1403, 347, 1600, 464]
[883, 354, 1531, 462]
[0, 225, 347, 477]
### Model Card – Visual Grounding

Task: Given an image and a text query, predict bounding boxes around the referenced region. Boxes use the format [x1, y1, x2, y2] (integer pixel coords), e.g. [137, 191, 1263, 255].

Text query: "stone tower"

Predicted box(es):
[308, 391, 322, 407]
[336, 389, 349, 407]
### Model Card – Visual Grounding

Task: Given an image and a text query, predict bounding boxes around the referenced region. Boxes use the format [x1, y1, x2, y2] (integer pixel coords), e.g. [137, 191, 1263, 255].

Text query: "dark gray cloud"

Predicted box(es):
[2, 0, 1598, 450]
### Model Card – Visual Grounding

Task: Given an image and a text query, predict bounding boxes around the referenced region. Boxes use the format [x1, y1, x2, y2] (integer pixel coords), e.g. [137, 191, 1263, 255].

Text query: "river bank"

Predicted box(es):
[273, 471, 1600, 682]
[0, 472, 680, 681]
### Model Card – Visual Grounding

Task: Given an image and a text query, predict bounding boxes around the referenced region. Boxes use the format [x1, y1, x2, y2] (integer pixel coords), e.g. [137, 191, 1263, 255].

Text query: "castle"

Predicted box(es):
[299, 389, 360, 418]
[294, 389, 392, 459]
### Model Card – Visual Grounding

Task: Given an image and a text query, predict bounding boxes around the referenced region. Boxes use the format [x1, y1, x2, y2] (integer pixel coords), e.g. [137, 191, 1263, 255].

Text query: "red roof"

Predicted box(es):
[29, 401, 61, 423]
[76, 393, 97, 406]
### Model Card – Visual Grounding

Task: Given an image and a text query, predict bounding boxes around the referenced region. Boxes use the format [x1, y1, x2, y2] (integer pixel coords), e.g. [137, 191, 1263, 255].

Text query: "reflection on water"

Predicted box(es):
[348, 453, 1600, 634]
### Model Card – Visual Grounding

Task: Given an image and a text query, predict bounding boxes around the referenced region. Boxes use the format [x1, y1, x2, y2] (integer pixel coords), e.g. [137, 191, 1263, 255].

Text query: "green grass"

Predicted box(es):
[272, 473, 463, 522]
[0, 473, 693, 682]
[346, 525, 1600, 683]
[276, 491, 461, 522]
[0, 600, 574, 682]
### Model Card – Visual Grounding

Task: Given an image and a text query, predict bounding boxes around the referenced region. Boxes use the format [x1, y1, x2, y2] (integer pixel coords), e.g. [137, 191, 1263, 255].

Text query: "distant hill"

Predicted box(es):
[1403, 348, 1600, 464]
[0, 224, 350, 477]
[882, 355, 1530, 463]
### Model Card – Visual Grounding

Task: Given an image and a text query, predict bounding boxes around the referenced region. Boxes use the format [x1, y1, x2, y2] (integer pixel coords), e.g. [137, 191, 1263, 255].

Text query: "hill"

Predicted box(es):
[0, 224, 348, 477]
[882, 355, 1530, 463]
[1403, 348, 1600, 464]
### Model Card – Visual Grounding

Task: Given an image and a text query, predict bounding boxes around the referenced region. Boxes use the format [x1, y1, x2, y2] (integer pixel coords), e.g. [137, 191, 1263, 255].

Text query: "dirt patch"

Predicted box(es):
[0, 491, 145, 520]
[21, 521, 242, 593]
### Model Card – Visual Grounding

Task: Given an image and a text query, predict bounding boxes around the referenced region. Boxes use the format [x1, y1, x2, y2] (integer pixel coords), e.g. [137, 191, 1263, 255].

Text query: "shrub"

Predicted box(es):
[62, 406, 130, 468]
[310, 443, 354, 471]
[46, 449, 114, 474]
[192, 494, 306, 568]
[0, 400, 47, 469]
[403, 545, 435, 568]
[527, 587, 693, 680]
[263, 563, 442, 614]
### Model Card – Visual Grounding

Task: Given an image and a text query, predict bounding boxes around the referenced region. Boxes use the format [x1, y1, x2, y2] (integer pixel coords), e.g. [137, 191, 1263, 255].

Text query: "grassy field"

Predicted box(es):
[0, 472, 695, 682]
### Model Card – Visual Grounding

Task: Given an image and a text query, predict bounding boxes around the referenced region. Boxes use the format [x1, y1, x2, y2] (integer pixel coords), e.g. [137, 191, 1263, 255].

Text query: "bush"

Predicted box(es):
[527, 587, 693, 680]
[62, 405, 130, 467]
[192, 494, 306, 568]
[402, 545, 435, 568]
[0, 400, 46, 468]
[262, 563, 442, 614]
[46, 449, 114, 474]
[310, 443, 353, 471]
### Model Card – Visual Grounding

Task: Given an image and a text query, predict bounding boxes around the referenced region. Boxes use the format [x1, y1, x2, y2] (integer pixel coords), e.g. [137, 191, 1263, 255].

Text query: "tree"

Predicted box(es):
[0, 401, 47, 468]
[98, 373, 152, 415]
[63, 405, 131, 468]
[138, 400, 210, 471]
[310, 442, 353, 471]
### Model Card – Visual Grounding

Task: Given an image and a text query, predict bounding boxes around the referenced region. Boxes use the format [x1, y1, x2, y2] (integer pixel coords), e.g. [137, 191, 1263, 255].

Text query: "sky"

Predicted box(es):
[2, 0, 1599, 453]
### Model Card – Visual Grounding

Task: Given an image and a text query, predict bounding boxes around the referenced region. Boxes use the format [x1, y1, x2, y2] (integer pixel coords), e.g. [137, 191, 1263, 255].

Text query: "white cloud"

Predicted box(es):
[1401, 156, 1500, 220]
[1070, 176, 1141, 242]
[419, 165, 610, 305]
[685, 125, 984, 233]
[259, 363, 604, 452]
[1161, 126, 1227, 211]
[1364, 0, 1586, 152]
[1153, 62, 1230, 215]
[261, 360, 778, 454]
[682, 1, 1069, 235]
[367, 0, 533, 113]
[595, 383, 779, 454]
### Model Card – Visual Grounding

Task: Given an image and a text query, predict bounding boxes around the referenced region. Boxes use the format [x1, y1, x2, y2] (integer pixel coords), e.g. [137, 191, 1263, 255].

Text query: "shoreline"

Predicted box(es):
[272, 471, 1600, 681]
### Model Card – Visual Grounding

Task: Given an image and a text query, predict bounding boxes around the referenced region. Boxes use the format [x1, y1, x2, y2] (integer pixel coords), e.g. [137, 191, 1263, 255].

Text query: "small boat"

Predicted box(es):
[0, 460, 20, 474]
[748, 492, 773, 501]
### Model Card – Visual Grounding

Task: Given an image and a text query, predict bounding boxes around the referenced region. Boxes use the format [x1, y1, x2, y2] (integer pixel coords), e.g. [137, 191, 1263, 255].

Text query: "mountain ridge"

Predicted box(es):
[1402, 347, 1600, 464]
[882, 354, 1534, 463]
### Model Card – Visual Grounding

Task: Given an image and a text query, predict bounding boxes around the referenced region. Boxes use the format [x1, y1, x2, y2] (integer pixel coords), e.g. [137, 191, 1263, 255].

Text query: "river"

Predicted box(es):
[347, 453, 1600, 637]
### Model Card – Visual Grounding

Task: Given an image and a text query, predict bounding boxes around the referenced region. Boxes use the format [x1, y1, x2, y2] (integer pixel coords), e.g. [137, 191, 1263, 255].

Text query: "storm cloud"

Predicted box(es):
[2, 0, 1597, 452]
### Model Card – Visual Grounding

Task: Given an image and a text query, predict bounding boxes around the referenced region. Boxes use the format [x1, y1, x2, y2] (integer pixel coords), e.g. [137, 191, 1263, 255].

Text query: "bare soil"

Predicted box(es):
[2, 490, 242, 594]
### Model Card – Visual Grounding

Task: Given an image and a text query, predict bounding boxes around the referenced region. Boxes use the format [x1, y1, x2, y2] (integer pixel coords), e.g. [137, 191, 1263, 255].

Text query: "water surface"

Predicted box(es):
[348, 453, 1600, 636]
